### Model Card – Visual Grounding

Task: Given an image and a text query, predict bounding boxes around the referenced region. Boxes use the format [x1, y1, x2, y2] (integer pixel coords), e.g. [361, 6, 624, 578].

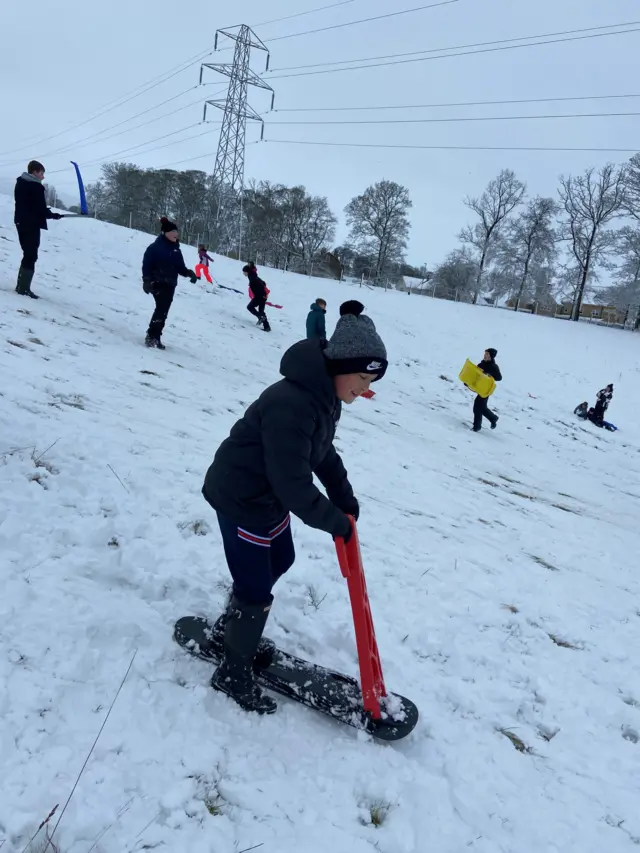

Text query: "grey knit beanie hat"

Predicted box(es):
[324, 300, 388, 381]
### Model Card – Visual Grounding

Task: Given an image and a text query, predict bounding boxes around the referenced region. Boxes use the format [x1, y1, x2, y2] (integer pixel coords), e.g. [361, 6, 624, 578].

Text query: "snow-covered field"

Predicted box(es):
[1, 195, 640, 853]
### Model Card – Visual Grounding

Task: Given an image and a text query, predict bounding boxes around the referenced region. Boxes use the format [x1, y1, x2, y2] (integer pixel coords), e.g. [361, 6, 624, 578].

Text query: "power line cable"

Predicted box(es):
[265, 24, 640, 79]
[72, 132, 260, 176]
[254, 0, 361, 28]
[268, 19, 640, 71]
[267, 110, 640, 126]
[0, 47, 214, 158]
[272, 92, 640, 112]
[48, 123, 220, 174]
[265, 0, 458, 44]
[206, 1, 365, 56]
[159, 140, 262, 170]
[23, 86, 229, 163]
[81, 124, 205, 166]
[262, 138, 640, 153]
[26, 87, 203, 162]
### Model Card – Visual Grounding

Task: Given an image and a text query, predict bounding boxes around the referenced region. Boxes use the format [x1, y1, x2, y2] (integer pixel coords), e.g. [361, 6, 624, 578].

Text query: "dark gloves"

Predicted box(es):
[142, 278, 154, 294]
[334, 513, 353, 544]
[338, 497, 359, 522]
[187, 270, 198, 284]
[52, 213, 63, 220]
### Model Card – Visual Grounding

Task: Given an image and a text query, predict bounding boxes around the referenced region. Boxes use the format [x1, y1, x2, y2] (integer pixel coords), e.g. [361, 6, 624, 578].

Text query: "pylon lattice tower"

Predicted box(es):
[201, 25, 274, 254]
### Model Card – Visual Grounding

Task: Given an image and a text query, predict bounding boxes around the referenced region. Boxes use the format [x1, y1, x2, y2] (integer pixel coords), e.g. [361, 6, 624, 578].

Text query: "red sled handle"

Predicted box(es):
[335, 518, 386, 719]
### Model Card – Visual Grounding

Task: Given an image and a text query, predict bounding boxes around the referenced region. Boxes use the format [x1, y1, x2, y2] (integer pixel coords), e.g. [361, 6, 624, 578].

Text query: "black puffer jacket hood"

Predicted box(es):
[279, 339, 337, 415]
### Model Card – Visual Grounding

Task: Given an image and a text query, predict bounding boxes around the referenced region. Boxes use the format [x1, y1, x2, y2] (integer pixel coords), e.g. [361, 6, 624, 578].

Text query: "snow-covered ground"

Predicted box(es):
[2, 195, 640, 853]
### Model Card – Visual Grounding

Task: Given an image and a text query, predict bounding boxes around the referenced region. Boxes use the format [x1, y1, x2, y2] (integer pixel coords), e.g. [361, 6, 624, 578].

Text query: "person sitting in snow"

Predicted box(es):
[141, 217, 197, 349]
[201, 299, 388, 715]
[472, 348, 502, 432]
[306, 298, 327, 339]
[243, 261, 270, 332]
[195, 244, 213, 284]
[593, 384, 613, 425]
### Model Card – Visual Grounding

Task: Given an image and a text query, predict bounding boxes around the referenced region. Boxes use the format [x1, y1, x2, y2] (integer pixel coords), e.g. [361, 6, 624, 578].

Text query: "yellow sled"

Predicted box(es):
[459, 359, 496, 398]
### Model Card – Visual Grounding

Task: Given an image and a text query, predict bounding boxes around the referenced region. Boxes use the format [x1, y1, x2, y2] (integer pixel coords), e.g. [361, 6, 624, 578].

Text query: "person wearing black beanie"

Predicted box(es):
[200, 300, 388, 715]
[472, 348, 502, 432]
[141, 217, 197, 348]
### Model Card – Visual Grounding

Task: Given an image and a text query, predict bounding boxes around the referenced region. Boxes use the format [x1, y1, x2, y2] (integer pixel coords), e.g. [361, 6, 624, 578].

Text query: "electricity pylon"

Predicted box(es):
[201, 25, 274, 256]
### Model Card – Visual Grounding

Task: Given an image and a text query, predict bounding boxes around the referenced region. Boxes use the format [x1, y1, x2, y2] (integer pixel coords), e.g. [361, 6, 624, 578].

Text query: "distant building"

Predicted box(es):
[505, 299, 626, 324]
[556, 302, 627, 324]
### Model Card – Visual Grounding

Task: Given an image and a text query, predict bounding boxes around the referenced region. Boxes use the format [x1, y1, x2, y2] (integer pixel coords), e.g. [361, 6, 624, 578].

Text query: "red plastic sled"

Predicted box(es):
[361, 389, 376, 399]
[334, 521, 418, 738]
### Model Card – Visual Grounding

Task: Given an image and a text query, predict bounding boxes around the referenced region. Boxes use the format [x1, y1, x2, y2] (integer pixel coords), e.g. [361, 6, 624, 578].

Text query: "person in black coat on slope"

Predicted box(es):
[14, 160, 63, 299]
[472, 348, 502, 432]
[202, 299, 388, 714]
[243, 261, 270, 331]
[141, 217, 197, 348]
[593, 383, 613, 425]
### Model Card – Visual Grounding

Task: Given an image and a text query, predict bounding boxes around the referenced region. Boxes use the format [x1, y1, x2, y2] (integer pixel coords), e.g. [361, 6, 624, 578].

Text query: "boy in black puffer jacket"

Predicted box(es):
[202, 300, 388, 715]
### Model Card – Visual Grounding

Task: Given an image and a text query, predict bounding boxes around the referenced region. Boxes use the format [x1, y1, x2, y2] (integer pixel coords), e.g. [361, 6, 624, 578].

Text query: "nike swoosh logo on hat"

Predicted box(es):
[367, 361, 381, 370]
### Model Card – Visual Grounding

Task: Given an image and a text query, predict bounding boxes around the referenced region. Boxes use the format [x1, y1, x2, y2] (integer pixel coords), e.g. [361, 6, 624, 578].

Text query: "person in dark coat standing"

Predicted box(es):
[141, 217, 197, 349]
[306, 298, 327, 339]
[202, 299, 388, 715]
[472, 348, 502, 432]
[14, 160, 63, 299]
[243, 262, 270, 331]
[593, 383, 613, 425]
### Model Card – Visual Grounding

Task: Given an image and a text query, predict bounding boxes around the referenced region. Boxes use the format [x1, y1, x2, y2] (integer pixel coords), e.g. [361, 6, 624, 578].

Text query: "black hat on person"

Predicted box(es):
[324, 301, 388, 381]
[160, 216, 178, 233]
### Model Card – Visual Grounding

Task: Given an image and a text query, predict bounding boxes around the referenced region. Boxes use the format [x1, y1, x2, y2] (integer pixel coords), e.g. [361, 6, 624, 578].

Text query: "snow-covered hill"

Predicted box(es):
[2, 196, 640, 853]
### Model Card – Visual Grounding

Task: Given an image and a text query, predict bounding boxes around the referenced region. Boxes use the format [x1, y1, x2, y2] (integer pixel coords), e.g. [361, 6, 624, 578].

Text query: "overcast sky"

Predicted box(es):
[1, 0, 638, 264]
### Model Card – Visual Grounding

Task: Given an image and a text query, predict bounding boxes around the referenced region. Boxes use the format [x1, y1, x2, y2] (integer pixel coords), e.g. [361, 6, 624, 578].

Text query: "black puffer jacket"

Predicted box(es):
[203, 338, 353, 535]
[478, 358, 502, 382]
[142, 234, 191, 287]
[247, 268, 267, 300]
[14, 174, 55, 230]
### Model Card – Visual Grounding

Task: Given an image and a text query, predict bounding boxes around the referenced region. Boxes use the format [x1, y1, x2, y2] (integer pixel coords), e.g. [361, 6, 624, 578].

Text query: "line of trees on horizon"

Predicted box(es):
[66, 153, 640, 325]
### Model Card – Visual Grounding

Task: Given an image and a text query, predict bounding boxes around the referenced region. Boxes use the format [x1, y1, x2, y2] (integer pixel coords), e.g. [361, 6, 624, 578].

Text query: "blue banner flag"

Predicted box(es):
[70, 161, 88, 215]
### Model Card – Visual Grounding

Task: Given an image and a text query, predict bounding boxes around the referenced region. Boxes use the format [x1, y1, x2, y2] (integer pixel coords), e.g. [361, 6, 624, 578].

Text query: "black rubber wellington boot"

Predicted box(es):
[211, 596, 277, 715]
[209, 594, 276, 668]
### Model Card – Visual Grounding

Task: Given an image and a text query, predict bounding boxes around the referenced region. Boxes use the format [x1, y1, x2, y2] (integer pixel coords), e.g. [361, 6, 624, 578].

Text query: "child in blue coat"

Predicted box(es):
[306, 298, 327, 339]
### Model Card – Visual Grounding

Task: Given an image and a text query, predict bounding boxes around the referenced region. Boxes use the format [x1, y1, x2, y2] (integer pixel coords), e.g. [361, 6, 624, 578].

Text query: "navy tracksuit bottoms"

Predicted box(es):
[216, 512, 295, 605]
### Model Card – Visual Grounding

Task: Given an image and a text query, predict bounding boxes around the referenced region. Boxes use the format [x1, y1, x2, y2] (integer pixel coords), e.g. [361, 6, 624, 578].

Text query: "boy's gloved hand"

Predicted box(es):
[334, 514, 353, 544]
[338, 497, 359, 521]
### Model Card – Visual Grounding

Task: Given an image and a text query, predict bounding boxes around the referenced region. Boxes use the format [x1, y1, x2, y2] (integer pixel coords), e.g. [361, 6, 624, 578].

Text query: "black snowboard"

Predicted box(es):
[174, 616, 419, 741]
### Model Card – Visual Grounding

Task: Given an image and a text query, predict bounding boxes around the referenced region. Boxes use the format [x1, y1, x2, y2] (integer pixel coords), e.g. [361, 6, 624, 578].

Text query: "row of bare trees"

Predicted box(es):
[435, 155, 640, 323]
[83, 164, 416, 280]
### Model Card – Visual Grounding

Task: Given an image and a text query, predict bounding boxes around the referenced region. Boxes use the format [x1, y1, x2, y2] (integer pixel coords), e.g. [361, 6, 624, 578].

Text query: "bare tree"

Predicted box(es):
[431, 247, 478, 301]
[598, 226, 640, 328]
[293, 195, 337, 274]
[503, 196, 558, 310]
[460, 169, 526, 303]
[558, 164, 627, 321]
[345, 180, 412, 282]
[623, 152, 640, 221]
